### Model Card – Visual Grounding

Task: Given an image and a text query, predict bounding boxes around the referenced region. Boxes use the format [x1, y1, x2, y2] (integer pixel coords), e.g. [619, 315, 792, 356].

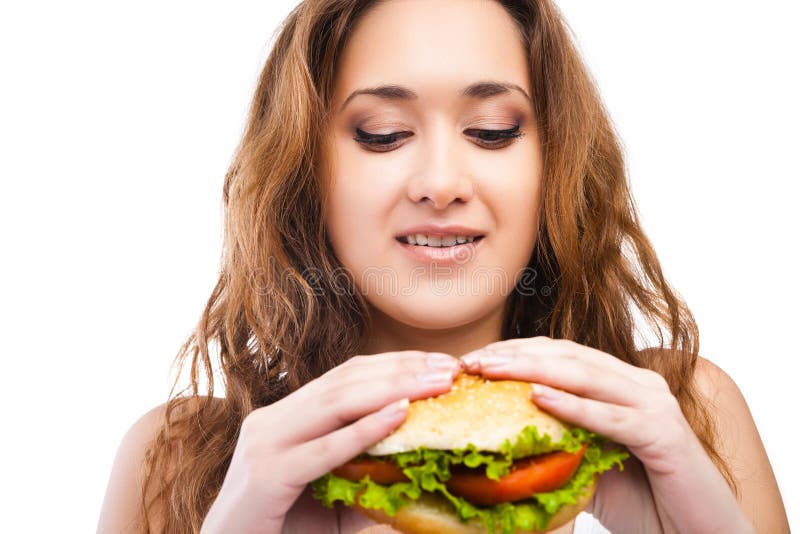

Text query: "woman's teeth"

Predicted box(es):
[402, 234, 478, 247]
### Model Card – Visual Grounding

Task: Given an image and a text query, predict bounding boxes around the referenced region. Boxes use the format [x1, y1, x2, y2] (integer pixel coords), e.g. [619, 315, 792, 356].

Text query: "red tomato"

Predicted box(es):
[445, 443, 588, 505]
[332, 443, 588, 505]
[332, 458, 409, 485]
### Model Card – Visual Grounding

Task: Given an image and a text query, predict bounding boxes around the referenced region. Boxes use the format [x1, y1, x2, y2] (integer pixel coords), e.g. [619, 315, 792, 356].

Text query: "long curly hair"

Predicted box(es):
[140, 0, 738, 531]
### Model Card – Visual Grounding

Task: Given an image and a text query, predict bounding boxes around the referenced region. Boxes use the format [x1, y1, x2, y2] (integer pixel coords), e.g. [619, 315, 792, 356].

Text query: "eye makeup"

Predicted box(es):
[352, 123, 524, 152]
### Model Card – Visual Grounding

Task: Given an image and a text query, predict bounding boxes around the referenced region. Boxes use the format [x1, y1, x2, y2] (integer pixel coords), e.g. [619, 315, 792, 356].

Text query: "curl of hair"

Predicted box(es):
[140, 1, 738, 531]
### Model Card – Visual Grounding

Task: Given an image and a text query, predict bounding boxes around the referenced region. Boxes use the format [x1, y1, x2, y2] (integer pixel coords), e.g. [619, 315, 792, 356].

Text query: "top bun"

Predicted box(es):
[366, 373, 570, 456]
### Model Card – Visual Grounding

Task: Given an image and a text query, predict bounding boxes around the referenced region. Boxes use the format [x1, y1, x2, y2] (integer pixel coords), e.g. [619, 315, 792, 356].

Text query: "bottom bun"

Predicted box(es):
[353, 475, 598, 534]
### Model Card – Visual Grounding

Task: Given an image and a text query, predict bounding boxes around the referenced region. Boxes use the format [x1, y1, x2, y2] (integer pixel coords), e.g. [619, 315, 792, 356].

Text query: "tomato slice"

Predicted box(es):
[332, 443, 588, 505]
[332, 458, 409, 485]
[445, 443, 588, 505]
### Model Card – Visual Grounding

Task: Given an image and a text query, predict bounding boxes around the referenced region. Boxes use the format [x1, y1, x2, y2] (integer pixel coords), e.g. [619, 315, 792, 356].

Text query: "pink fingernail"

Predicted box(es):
[460, 352, 479, 368]
[479, 351, 514, 367]
[531, 383, 559, 401]
[379, 398, 409, 418]
[426, 353, 460, 370]
[416, 371, 454, 383]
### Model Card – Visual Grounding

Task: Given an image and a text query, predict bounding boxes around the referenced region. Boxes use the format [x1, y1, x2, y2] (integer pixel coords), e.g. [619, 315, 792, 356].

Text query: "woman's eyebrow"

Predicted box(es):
[339, 80, 531, 112]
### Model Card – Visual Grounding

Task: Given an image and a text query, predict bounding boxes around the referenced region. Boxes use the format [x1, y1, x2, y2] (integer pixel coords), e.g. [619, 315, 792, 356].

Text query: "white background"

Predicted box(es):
[1, 1, 797, 532]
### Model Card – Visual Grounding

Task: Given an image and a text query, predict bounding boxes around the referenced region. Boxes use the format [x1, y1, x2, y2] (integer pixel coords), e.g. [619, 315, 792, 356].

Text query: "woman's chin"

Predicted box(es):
[383, 300, 495, 330]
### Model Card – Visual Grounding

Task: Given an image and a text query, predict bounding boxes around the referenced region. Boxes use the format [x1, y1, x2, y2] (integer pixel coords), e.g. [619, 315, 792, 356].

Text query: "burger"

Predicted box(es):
[311, 372, 629, 533]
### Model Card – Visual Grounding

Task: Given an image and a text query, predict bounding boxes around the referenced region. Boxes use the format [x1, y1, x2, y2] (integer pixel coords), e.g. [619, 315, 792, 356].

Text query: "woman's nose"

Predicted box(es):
[406, 128, 475, 210]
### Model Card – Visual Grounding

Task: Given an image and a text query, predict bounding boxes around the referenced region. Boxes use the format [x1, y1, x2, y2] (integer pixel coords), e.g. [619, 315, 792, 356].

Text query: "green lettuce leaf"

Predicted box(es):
[311, 424, 629, 534]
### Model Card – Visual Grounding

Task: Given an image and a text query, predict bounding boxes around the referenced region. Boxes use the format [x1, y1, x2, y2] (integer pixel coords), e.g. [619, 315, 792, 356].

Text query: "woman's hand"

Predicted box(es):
[460, 336, 754, 534]
[200, 351, 463, 534]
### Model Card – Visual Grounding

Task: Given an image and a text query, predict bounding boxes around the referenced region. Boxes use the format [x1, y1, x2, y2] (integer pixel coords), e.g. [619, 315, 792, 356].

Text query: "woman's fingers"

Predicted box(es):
[270, 351, 461, 447]
[457, 336, 693, 470]
[527, 382, 689, 467]
[291, 397, 411, 486]
[295, 350, 455, 402]
[462, 337, 658, 388]
[462, 344, 654, 407]
[528, 385, 642, 445]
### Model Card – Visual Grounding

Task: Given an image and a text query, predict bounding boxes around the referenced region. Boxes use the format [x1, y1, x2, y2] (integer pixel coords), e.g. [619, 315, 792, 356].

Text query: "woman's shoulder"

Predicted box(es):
[691, 355, 739, 400]
[120, 395, 226, 444]
[646, 351, 789, 530]
[97, 396, 224, 533]
[634, 347, 734, 392]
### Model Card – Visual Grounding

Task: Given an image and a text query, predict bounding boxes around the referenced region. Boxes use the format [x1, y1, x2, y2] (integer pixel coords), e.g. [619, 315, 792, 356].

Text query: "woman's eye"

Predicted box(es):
[353, 128, 413, 152]
[353, 125, 523, 152]
[465, 125, 524, 148]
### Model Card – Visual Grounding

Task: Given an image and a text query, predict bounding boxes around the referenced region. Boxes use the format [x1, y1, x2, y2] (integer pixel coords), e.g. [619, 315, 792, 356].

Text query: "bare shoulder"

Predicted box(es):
[692, 355, 738, 399]
[691, 355, 761, 426]
[690, 355, 790, 533]
[96, 396, 223, 533]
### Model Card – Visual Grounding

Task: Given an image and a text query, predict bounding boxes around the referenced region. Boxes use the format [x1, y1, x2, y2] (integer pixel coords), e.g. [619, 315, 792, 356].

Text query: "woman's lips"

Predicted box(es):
[395, 236, 484, 264]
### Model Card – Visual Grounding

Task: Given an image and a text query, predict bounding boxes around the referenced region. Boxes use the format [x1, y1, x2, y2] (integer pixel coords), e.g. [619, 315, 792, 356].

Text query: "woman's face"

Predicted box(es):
[321, 0, 543, 351]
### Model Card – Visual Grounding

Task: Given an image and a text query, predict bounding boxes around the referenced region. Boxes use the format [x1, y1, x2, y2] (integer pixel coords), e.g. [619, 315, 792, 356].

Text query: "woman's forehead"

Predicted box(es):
[331, 0, 531, 109]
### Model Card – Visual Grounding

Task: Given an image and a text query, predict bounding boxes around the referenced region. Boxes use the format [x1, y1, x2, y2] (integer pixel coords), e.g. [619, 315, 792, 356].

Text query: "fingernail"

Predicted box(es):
[460, 352, 479, 368]
[479, 351, 514, 367]
[416, 371, 454, 383]
[531, 383, 559, 401]
[426, 353, 459, 370]
[379, 398, 409, 418]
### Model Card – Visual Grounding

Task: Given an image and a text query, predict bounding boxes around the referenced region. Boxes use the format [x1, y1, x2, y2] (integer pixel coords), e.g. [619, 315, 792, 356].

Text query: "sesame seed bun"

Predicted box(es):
[350, 372, 595, 533]
[366, 373, 570, 456]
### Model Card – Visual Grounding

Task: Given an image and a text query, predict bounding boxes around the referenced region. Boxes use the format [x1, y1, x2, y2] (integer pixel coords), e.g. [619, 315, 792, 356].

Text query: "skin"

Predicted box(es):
[97, 1, 790, 533]
[321, 0, 542, 359]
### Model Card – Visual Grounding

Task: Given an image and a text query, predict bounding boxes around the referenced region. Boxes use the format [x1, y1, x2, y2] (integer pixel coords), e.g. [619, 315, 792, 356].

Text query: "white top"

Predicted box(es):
[573, 511, 611, 534]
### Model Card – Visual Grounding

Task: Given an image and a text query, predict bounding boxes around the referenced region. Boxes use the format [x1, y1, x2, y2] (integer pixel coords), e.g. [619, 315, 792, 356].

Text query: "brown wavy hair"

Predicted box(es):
[140, 0, 739, 531]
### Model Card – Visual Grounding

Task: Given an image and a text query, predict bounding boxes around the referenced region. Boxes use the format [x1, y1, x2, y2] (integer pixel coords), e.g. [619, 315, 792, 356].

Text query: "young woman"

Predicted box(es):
[97, 0, 789, 532]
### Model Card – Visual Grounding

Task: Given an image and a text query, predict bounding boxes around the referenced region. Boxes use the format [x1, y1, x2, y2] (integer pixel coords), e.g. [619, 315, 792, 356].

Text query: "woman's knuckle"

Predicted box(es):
[661, 393, 682, 416]
[555, 337, 578, 350]
[555, 340, 579, 359]
[344, 354, 365, 367]
[609, 405, 630, 428]
[643, 391, 679, 421]
[319, 382, 346, 410]
[642, 369, 668, 389]
[241, 408, 267, 435]
[553, 338, 571, 350]
[237, 432, 269, 470]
